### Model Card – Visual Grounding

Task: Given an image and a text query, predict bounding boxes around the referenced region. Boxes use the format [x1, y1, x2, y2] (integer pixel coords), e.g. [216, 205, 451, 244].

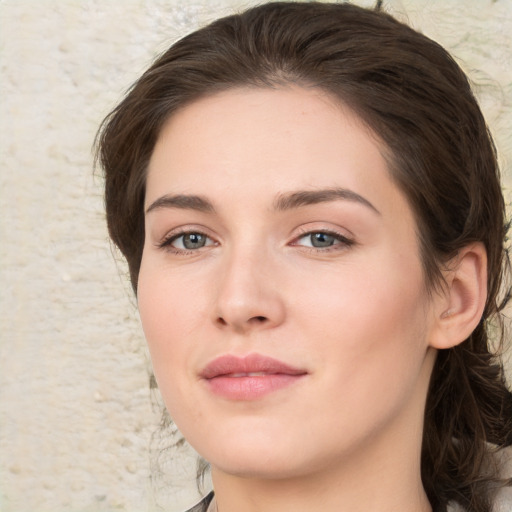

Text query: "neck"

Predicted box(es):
[211, 446, 431, 512]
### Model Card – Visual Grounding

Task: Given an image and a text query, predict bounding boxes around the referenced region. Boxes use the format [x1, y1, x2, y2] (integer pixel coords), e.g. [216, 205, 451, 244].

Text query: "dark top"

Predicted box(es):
[184, 491, 214, 512]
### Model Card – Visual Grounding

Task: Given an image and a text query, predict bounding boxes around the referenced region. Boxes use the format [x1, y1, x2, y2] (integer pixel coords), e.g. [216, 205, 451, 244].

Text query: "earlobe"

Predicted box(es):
[429, 243, 487, 350]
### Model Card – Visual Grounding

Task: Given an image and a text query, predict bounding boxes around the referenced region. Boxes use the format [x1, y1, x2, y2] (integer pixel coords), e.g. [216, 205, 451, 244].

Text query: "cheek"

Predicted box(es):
[138, 255, 207, 337]
[297, 254, 430, 385]
[138, 270, 209, 427]
[137, 261, 200, 385]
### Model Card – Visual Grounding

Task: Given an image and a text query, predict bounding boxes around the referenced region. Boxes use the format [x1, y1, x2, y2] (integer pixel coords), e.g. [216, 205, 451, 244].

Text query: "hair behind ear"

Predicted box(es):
[422, 243, 512, 510]
[422, 326, 512, 511]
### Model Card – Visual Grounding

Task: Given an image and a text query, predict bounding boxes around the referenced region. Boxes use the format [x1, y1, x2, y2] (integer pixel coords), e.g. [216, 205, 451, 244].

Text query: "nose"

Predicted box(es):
[213, 246, 286, 333]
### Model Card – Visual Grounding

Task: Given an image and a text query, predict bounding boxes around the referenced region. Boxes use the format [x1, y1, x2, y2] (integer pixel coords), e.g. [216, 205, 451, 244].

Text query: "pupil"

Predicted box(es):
[184, 233, 205, 249]
[312, 233, 334, 247]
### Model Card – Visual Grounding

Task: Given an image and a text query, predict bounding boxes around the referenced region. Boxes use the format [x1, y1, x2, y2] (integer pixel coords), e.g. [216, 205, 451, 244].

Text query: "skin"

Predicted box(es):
[138, 86, 457, 512]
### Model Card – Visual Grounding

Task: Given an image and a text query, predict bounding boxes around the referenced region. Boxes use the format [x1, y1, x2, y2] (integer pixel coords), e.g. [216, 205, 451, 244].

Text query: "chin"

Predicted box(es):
[195, 429, 341, 482]
[189, 427, 307, 478]
[210, 452, 311, 481]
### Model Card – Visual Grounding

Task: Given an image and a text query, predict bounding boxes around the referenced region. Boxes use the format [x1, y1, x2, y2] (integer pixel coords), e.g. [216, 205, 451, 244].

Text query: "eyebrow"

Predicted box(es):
[145, 187, 380, 215]
[146, 194, 215, 214]
[273, 188, 380, 214]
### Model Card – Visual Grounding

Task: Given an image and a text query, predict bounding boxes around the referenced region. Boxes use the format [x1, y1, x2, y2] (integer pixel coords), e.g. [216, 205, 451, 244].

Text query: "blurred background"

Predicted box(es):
[1, 0, 511, 511]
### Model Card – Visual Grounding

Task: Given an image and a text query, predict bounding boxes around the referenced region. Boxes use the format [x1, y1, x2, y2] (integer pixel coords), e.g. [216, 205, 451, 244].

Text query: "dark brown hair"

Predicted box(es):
[96, 2, 512, 511]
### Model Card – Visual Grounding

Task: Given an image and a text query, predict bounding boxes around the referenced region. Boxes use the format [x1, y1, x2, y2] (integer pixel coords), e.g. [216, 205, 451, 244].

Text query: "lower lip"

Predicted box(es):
[204, 374, 305, 400]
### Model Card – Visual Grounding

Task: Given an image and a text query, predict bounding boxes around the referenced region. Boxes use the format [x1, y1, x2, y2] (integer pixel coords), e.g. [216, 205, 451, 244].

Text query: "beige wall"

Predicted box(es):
[1, 1, 511, 511]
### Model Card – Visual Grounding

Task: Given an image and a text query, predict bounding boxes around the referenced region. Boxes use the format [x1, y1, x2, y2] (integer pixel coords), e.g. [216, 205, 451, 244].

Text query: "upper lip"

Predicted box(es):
[200, 353, 307, 379]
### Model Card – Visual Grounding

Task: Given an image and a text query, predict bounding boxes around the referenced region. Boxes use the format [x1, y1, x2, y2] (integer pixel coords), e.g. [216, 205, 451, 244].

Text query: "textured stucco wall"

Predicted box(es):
[1, 1, 511, 511]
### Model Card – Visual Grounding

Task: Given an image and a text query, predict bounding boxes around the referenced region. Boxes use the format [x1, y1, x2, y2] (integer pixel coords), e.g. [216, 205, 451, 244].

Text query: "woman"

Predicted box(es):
[96, 2, 512, 511]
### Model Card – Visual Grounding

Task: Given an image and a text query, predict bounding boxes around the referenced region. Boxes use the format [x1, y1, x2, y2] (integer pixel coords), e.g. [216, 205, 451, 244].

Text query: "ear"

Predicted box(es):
[429, 243, 487, 350]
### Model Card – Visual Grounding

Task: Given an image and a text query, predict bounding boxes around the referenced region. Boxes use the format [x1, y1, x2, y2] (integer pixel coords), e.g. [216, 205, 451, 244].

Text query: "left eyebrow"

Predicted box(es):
[273, 187, 380, 215]
[145, 194, 215, 215]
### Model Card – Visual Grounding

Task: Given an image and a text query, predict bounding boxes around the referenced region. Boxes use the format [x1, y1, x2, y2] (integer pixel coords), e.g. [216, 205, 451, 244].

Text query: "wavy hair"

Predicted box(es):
[96, 2, 512, 510]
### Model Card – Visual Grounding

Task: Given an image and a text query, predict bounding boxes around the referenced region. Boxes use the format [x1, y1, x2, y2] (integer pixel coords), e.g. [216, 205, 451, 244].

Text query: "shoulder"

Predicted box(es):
[494, 446, 512, 512]
[447, 446, 512, 512]
[183, 491, 215, 512]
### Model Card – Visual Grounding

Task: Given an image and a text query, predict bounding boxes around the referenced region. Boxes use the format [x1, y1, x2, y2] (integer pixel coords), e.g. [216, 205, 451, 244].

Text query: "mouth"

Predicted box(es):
[200, 353, 307, 400]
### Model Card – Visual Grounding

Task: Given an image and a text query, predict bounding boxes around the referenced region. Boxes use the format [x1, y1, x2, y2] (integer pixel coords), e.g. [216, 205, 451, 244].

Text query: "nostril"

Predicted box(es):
[215, 314, 269, 329]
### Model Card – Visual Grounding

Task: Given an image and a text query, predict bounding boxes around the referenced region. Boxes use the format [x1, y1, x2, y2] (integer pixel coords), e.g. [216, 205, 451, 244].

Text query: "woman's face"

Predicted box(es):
[138, 87, 441, 480]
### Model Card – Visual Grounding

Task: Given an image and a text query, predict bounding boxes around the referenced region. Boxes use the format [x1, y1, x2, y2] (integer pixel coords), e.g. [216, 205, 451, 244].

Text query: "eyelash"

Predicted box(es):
[157, 229, 215, 255]
[292, 228, 355, 253]
[157, 228, 355, 255]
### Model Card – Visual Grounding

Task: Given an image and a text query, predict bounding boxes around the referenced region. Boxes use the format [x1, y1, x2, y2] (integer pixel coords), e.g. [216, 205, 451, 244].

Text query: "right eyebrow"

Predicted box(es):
[273, 187, 380, 215]
[145, 194, 215, 215]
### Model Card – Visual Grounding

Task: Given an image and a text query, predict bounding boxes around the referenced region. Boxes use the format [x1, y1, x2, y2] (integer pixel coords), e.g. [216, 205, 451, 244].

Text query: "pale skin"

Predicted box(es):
[138, 86, 487, 512]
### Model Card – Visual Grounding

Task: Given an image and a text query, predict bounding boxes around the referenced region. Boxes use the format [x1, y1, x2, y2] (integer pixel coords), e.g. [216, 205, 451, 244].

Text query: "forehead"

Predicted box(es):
[148, 87, 386, 190]
[145, 86, 409, 221]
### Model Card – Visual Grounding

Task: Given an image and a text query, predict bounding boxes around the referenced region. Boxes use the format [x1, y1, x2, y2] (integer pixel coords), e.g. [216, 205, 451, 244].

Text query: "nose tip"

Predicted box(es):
[213, 259, 285, 333]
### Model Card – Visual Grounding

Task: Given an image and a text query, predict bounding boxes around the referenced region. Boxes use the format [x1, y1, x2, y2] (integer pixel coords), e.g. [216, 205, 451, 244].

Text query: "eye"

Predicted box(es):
[293, 230, 354, 250]
[161, 231, 215, 252]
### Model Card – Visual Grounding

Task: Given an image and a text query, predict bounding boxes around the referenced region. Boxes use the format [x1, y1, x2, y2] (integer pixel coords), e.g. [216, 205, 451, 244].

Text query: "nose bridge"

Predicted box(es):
[214, 239, 284, 331]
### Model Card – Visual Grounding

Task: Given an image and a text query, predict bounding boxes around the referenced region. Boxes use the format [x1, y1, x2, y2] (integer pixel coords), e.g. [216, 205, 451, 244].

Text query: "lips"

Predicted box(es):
[200, 353, 307, 400]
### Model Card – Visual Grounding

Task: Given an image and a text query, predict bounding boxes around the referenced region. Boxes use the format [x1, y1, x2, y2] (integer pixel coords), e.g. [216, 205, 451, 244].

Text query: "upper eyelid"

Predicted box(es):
[292, 224, 355, 240]
[301, 221, 358, 239]
[293, 230, 354, 243]
[157, 224, 215, 240]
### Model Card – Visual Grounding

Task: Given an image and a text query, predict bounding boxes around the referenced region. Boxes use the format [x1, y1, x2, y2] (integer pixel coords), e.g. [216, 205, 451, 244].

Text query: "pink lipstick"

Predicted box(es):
[200, 353, 307, 400]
